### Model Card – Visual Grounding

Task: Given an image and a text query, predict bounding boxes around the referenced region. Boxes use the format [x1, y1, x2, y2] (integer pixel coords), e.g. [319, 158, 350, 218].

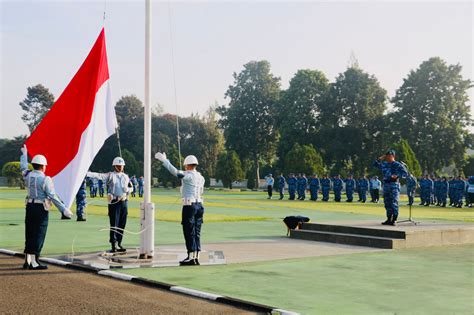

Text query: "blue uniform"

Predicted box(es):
[420, 178, 433, 206]
[287, 177, 297, 200]
[372, 159, 408, 219]
[137, 177, 144, 197]
[131, 176, 138, 197]
[321, 178, 331, 201]
[406, 176, 417, 205]
[98, 179, 105, 197]
[345, 178, 356, 202]
[434, 179, 441, 205]
[298, 176, 308, 200]
[76, 179, 87, 218]
[309, 177, 320, 201]
[448, 179, 455, 205]
[278, 175, 286, 199]
[438, 179, 448, 206]
[453, 179, 466, 208]
[332, 177, 343, 202]
[358, 178, 369, 203]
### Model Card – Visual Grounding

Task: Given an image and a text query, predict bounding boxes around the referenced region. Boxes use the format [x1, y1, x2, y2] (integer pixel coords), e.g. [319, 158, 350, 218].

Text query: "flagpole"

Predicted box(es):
[140, 0, 155, 259]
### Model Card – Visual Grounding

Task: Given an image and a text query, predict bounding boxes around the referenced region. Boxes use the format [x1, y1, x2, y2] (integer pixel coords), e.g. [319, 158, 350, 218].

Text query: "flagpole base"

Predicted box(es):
[139, 202, 155, 258]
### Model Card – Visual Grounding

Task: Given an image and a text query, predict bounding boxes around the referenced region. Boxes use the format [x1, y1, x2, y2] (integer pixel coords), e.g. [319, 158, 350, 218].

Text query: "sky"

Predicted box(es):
[1, 0, 473, 139]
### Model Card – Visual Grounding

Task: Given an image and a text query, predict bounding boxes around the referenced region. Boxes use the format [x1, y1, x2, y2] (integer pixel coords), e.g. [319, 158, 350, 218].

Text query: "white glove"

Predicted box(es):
[155, 152, 167, 162]
[21, 144, 27, 155]
[63, 209, 73, 219]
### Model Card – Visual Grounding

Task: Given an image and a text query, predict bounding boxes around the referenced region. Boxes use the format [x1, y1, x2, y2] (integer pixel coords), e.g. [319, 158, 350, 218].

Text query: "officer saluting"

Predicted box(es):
[373, 149, 408, 225]
[87, 157, 131, 253]
[155, 152, 205, 266]
[20, 145, 72, 270]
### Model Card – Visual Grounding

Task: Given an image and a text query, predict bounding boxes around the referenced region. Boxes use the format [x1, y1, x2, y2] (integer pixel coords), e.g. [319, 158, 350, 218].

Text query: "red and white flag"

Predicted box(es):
[25, 28, 116, 209]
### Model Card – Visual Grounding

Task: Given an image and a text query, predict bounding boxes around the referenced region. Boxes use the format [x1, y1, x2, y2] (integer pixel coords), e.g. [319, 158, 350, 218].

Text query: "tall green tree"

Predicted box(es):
[19, 84, 55, 132]
[217, 60, 281, 186]
[284, 143, 325, 176]
[391, 139, 422, 177]
[392, 57, 472, 172]
[115, 95, 144, 125]
[215, 150, 244, 189]
[320, 66, 387, 174]
[276, 69, 329, 167]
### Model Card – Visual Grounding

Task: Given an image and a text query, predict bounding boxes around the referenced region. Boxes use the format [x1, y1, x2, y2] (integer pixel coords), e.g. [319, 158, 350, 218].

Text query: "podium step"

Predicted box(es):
[300, 223, 406, 239]
[290, 229, 405, 249]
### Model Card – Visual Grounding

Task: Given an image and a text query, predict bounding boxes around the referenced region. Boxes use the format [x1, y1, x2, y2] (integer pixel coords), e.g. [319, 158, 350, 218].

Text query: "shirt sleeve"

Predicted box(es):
[162, 160, 185, 178]
[44, 177, 67, 213]
[20, 151, 29, 176]
[86, 171, 110, 181]
[397, 163, 409, 179]
[372, 159, 382, 168]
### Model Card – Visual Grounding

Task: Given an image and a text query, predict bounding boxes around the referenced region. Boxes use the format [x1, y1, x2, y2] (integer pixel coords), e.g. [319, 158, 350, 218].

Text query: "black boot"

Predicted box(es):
[29, 255, 48, 270]
[117, 243, 126, 252]
[61, 213, 71, 220]
[382, 215, 392, 225]
[180, 252, 196, 266]
[390, 214, 398, 226]
[77, 215, 86, 222]
[111, 242, 117, 253]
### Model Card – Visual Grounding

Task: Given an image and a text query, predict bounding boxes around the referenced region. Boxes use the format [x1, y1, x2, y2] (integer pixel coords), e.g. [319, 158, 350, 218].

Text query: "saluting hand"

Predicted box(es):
[21, 144, 27, 155]
[378, 155, 386, 161]
[155, 152, 167, 162]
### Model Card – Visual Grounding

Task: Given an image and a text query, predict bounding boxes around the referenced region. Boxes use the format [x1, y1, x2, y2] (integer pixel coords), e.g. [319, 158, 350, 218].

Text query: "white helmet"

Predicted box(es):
[112, 157, 126, 166]
[31, 154, 47, 166]
[183, 155, 199, 165]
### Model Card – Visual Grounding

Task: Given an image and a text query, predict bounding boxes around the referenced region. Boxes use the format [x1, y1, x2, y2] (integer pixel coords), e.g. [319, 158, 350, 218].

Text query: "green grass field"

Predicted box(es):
[1, 187, 473, 314]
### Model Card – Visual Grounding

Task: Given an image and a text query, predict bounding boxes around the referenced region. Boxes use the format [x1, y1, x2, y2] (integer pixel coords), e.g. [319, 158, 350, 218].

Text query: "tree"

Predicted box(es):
[122, 149, 140, 176]
[284, 143, 325, 176]
[2, 161, 31, 187]
[19, 84, 55, 132]
[217, 60, 281, 186]
[115, 95, 144, 126]
[391, 139, 422, 177]
[276, 69, 329, 167]
[392, 57, 472, 172]
[0, 136, 27, 172]
[463, 155, 474, 176]
[215, 151, 244, 189]
[319, 66, 387, 174]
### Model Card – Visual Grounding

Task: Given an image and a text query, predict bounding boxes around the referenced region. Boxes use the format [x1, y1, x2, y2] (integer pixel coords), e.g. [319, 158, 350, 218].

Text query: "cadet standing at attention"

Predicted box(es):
[265, 173, 274, 199]
[332, 174, 343, 202]
[448, 177, 455, 206]
[296, 174, 302, 200]
[321, 174, 331, 201]
[373, 149, 408, 225]
[278, 173, 286, 200]
[155, 152, 205, 266]
[309, 174, 320, 201]
[287, 173, 297, 200]
[345, 175, 356, 202]
[138, 176, 144, 197]
[75, 178, 87, 221]
[438, 177, 449, 207]
[20, 145, 73, 269]
[98, 178, 105, 198]
[358, 176, 369, 203]
[406, 175, 417, 206]
[87, 157, 132, 253]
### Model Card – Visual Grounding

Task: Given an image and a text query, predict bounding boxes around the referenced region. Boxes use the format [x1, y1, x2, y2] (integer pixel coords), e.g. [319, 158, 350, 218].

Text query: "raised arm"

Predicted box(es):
[20, 145, 29, 174]
[86, 171, 110, 181]
[155, 152, 185, 179]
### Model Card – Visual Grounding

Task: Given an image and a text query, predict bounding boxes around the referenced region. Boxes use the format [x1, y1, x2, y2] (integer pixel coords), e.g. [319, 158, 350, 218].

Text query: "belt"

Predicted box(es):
[182, 198, 203, 205]
[27, 199, 44, 204]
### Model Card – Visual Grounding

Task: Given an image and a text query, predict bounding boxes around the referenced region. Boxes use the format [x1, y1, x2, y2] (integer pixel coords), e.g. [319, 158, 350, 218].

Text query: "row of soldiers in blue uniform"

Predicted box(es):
[413, 175, 471, 208]
[274, 173, 375, 203]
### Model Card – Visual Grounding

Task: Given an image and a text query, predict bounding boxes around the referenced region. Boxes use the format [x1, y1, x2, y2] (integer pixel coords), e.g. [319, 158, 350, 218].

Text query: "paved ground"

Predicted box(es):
[0, 255, 256, 315]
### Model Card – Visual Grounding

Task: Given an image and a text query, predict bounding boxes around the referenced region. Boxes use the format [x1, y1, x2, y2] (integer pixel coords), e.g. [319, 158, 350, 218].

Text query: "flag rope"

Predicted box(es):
[167, 2, 183, 168]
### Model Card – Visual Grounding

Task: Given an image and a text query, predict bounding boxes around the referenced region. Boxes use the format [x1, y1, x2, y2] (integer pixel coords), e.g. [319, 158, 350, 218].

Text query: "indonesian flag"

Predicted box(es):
[25, 28, 117, 209]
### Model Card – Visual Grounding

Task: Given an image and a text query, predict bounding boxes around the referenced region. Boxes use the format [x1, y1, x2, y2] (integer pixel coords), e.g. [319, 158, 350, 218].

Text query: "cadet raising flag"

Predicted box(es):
[24, 28, 117, 209]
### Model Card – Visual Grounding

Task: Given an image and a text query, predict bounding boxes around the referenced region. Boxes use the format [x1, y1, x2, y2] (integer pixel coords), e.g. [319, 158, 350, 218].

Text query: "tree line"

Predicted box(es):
[1, 56, 473, 188]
